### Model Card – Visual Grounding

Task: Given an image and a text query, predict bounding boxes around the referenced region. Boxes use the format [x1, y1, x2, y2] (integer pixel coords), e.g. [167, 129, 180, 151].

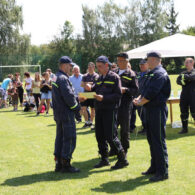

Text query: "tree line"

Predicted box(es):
[0, 0, 194, 73]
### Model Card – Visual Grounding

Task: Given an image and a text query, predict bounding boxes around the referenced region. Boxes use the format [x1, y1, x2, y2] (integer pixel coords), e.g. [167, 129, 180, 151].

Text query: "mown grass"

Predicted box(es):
[0, 75, 194, 195]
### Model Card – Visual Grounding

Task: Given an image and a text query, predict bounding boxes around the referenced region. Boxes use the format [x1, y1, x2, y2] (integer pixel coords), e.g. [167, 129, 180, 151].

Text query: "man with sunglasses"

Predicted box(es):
[177, 58, 195, 134]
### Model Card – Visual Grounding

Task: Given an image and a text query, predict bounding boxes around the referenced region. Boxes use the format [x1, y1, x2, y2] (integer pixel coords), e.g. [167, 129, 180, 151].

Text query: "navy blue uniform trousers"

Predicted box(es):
[145, 105, 168, 175]
[118, 102, 133, 151]
[95, 108, 123, 157]
[54, 112, 76, 160]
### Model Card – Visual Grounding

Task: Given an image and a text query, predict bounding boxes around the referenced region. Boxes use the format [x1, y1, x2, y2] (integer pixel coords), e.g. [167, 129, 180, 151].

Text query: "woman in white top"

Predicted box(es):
[24, 72, 33, 97]
[32, 72, 41, 109]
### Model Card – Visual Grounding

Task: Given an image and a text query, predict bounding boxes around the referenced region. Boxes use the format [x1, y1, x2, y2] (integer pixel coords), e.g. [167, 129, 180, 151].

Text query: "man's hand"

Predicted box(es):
[121, 87, 127, 94]
[133, 98, 139, 106]
[85, 83, 92, 91]
[94, 94, 103, 101]
[133, 97, 149, 106]
[78, 96, 87, 102]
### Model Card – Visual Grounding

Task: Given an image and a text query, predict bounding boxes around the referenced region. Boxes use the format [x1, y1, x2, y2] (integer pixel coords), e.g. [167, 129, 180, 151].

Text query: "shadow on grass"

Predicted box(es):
[91, 176, 151, 193]
[0, 110, 15, 113]
[77, 129, 94, 135]
[1, 157, 116, 187]
[47, 124, 56, 127]
[128, 125, 195, 141]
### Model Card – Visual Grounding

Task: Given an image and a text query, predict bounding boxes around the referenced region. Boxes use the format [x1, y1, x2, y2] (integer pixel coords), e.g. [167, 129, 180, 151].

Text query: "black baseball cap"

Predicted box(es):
[96, 56, 112, 66]
[146, 51, 161, 59]
[139, 59, 147, 65]
[117, 52, 129, 59]
[59, 56, 75, 66]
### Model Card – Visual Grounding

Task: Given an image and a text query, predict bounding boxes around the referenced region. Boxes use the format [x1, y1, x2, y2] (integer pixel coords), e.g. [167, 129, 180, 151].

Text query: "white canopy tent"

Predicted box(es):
[127, 33, 195, 59]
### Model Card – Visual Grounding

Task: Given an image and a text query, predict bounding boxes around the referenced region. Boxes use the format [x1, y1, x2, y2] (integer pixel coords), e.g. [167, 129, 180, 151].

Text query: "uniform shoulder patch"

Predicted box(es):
[51, 75, 57, 82]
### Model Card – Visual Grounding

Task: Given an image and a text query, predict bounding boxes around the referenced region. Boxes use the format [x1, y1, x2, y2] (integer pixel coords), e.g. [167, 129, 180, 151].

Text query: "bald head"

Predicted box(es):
[185, 58, 194, 72]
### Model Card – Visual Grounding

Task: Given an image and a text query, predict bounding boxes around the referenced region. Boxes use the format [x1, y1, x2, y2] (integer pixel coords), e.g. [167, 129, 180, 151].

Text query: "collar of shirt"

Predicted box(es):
[119, 69, 127, 75]
[59, 70, 69, 78]
[149, 64, 162, 74]
[140, 71, 148, 77]
[73, 74, 82, 79]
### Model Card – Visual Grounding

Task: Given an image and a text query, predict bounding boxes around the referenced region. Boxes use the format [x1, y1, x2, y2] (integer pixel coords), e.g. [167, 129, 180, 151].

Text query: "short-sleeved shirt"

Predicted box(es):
[32, 81, 41, 94]
[69, 74, 84, 96]
[25, 77, 33, 90]
[82, 72, 99, 92]
[1, 78, 11, 90]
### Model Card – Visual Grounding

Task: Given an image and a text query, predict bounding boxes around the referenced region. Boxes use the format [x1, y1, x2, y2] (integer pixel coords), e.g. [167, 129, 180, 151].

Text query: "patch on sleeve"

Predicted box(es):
[51, 75, 57, 82]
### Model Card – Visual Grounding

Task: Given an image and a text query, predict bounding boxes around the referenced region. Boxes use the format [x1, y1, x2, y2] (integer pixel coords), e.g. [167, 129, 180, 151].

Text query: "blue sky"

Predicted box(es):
[16, 0, 195, 45]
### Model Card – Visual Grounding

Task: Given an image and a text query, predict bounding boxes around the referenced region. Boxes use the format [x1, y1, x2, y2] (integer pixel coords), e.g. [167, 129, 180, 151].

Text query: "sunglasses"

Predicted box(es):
[185, 60, 193, 63]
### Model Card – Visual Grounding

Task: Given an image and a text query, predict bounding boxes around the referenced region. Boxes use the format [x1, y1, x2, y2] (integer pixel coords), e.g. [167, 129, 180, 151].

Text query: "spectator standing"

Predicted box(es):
[81, 62, 99, 129]
[9, 81, 19, 111]
[24, 72, 33, 97]
[69, 65, 84, 123]
[37, 72, 52, 115]
[14, 73, 24, 107]
[0, 74, 13, 107]
[32, 72, 41, 110]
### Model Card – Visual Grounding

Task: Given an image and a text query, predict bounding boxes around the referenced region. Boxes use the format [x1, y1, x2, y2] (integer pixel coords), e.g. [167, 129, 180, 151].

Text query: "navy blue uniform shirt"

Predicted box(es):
[92, 70, 122, 110]
[141, 65, 171, 107]
[137, 70, 149, 95]
[52, 70, 79, 121]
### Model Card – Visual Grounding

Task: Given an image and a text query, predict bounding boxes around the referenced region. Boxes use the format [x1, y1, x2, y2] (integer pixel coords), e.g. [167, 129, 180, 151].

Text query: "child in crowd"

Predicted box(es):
[8, 81, 19, 111]
[23, 93, 35, 112]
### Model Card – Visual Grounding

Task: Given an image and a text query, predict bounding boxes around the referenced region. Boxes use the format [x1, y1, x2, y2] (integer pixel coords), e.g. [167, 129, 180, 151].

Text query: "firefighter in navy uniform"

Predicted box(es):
[52, 56, 81, 173]
[133, 52, 171, 182]
[85, 56, 129, 170]
[109, 52, 138, 156]
[137, 59, 149, 134]
[177, 58, 195, 134]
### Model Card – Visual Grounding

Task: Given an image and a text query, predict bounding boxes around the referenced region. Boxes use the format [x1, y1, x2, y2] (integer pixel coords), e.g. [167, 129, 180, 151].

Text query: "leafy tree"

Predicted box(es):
[182, 26, 195, 36]
[140, 0, 171, 45]
[166, 0, 180, 35]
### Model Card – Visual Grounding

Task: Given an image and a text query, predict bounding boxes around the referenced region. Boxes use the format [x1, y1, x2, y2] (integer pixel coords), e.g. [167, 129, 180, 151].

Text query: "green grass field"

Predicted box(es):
[0, 75, 195, 195]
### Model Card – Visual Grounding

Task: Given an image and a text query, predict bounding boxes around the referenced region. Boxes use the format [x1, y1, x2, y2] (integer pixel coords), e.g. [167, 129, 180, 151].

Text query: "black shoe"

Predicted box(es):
[94, 159, 110, 168]
[77, 120, 82, 124]
[109, 149, 117, 157]
[138, 129, 146, 135]
[54, 157, 62, 172]
[111, 150, 129, 169]
[149, 173, 168, 182]
[178, 129, 188, 134]
[61, 166, 80, 173]
[82, 123, 89, 128]
[111, 159, 129, 170]
[142, 167, 156, 175]
[36, 112, 40, 116]
[61, 159, 80, 173]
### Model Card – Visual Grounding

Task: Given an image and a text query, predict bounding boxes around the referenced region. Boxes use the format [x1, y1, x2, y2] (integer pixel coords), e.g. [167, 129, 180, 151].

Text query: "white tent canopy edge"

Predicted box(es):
[127, 33, 195, 59]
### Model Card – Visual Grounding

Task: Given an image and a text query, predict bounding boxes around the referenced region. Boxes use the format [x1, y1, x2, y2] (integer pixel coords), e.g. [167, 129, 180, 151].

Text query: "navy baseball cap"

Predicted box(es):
[139, 59, 147, 65]
[59, 56, 75, 66]
[117, 52, 129, 59]
[96, 56, 112, 66]
[147, 51, 161, 59]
